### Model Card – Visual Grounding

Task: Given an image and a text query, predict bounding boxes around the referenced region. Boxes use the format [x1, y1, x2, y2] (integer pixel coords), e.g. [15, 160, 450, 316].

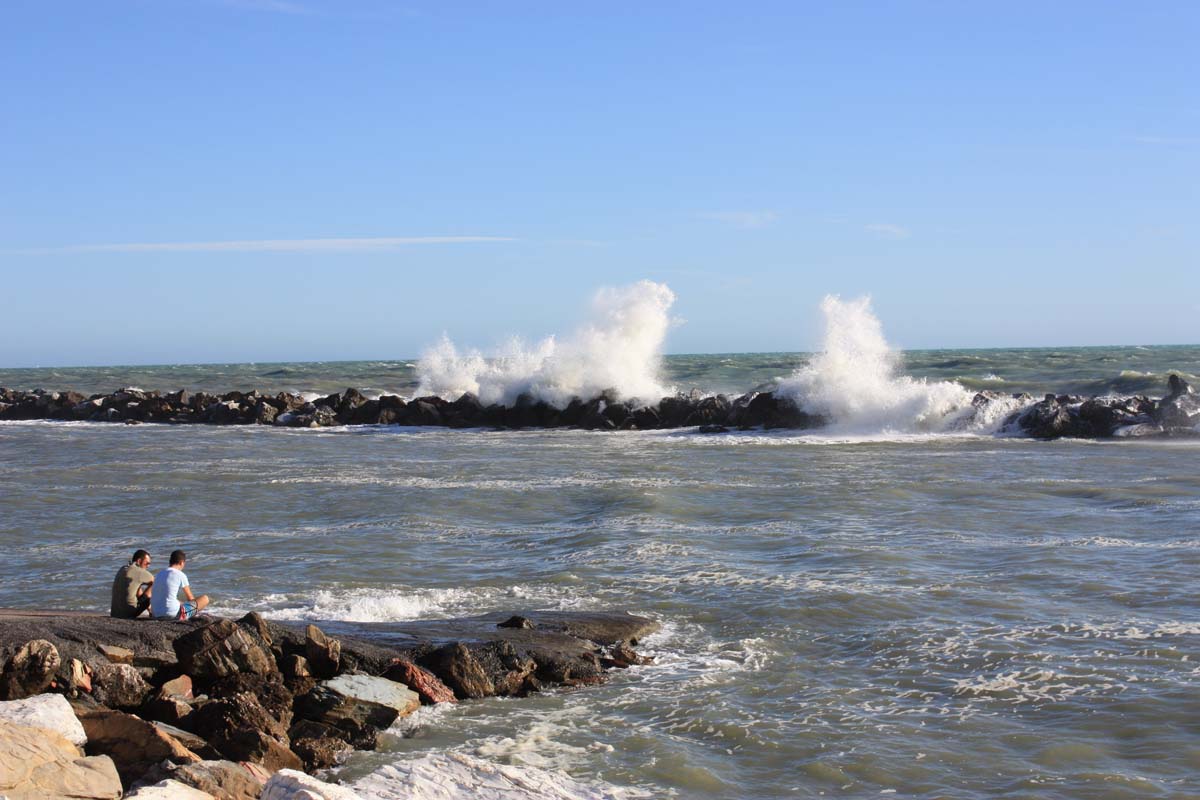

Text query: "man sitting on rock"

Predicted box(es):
[110, 548, 155, 618]
[150, 549, 210, 620]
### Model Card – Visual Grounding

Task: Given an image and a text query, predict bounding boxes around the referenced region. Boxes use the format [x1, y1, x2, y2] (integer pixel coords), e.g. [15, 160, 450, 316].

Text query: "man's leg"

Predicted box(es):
[195, 595, 210, 612]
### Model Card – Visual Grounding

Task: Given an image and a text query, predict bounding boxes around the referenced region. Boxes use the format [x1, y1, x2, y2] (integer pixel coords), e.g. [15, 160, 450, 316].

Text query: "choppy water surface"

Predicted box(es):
[3, 349, 1200, 800]
[3, 344, 1199, 399]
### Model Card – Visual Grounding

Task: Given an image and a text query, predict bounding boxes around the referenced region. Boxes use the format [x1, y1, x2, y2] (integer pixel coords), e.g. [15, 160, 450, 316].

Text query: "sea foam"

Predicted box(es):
[778, 295, 1024, 434]
[416, 281, 676, 408]
[350, 751, 650, 800]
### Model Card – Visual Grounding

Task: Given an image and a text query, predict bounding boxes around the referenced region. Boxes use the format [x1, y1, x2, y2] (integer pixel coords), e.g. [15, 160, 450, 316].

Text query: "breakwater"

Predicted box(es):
[2, 373, 1197, 439]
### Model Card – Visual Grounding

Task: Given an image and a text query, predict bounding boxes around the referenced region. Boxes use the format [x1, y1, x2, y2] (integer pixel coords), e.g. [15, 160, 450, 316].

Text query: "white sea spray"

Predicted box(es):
[778, 295, 1026, 433]
[416, 281, 676, 408]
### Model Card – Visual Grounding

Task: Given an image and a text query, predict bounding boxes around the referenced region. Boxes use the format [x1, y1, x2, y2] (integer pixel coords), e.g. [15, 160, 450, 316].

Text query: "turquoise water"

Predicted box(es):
[2, 347, 1199, 798]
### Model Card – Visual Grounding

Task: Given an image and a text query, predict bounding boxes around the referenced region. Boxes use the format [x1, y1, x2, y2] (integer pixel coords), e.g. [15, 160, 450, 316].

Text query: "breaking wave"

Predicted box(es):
[777, 295, 1025, 434]
[416, 281, 676, 408]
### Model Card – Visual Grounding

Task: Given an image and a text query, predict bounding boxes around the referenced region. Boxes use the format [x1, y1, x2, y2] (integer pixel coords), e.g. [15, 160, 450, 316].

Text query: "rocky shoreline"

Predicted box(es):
[0, 609, 658, 799]
[0, 373, 1197, 438]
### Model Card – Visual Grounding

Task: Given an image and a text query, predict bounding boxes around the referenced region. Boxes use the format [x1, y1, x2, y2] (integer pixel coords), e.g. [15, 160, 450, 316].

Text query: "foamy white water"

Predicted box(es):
[779, 295, 1025, 434]
[416, 281, 676, 407]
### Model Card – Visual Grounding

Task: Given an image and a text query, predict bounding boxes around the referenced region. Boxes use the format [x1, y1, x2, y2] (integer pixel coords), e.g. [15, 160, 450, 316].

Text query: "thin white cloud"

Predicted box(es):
[12, 236, 517, 255]
[699, 210, 779, 229]
[864, 223, 911, 239]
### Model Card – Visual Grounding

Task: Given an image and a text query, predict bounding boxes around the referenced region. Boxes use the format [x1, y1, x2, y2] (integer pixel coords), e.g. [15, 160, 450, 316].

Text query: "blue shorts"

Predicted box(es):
[177, 601, 199, 620]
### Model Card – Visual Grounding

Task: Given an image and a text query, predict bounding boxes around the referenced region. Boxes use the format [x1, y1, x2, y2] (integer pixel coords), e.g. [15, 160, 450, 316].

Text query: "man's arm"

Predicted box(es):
[182, 585, 196, 602]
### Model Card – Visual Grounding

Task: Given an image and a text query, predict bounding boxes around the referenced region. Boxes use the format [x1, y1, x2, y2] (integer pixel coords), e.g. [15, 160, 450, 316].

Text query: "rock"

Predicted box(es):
[141, 692, 194, 727]
[91, 662, 152, 709]
[419, 642, 494, 699]
[281, 654, 312, 679]
[189, 692, 300, 772]
[379, 658, 457, 705]
[256, 402, 279, 425]
[97, 644, 134, 664]
[1015, 396, 1088, 439]
[406, 400, 442, 426]
[697, 424, 729, 434]
[1154, 374, 1200, 431]
[475, 640, 537, 696]
[173, 619, 276, 679]
[497, 615, 534, 629]
[206, 671, 294, 729]
[0, 721, 122, 800]
[76, 708, 201, 785]
[150, 721, 218, 759]
[161, 673, 194, 700]
[296, 674, 419, 731]
[0, 693, 88, 747]
[261, 768, 364, 800]
[59, 658, 93, 696]
[600, 642, 653, 669]
[163, 759, 266, 800]
[290, 733, 353, 772]
[304, 624, 341, 680]
[125, 778, 217, 799]
[0, 639, 61, 700]
[302, 405, 333, 427]
[237, 611, 274, 648]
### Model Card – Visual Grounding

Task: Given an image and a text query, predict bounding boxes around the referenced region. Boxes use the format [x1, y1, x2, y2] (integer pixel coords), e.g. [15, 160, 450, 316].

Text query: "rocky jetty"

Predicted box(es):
[1, 374, 1196, 439]
[0, 385, 819, 431]
[0, 609, 657, 799]
[983, 373, 1200, 439]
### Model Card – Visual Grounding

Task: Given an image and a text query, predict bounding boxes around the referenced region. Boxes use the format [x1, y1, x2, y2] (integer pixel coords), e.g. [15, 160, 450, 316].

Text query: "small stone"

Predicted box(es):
[97, 644, 134, 664]
[497, 615, 535, 629]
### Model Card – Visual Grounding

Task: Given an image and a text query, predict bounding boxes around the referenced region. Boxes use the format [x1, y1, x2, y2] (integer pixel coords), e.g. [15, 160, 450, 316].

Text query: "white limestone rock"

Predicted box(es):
[0, 692, 88, 747]
[261, 768, 364, 800]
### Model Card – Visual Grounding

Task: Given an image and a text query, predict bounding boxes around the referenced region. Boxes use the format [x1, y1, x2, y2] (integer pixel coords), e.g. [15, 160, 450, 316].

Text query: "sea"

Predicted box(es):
[1, 294, 1199, 799]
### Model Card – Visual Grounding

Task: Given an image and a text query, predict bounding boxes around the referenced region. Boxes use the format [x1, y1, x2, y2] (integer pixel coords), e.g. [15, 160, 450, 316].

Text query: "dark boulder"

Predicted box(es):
[304, 624, 341, 680]
[1154, 374, 1200, 431]
[405, 400, 443, 427]
[418, 642, 494, 699]
[205, 671, 294, 730]
[189, 691, 301, 772]
[172, 619, 275, 680]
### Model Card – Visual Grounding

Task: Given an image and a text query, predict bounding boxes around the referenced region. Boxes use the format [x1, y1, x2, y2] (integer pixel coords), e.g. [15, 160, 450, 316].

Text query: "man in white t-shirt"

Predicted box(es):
[150, 549, 211, 620]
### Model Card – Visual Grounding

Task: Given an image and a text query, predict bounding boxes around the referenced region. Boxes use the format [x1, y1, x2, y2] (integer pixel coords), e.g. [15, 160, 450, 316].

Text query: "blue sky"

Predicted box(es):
[1, 0, 1197, 366]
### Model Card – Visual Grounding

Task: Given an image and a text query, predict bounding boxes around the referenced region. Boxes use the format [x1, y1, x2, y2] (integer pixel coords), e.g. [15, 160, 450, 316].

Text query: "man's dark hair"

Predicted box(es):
[169, 549, 187, 566]
[131, 549, 150, 564]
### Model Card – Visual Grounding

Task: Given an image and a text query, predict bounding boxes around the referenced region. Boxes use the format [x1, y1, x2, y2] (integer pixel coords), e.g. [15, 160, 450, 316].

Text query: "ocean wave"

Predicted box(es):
[416, 281, 676, 408]
[257, 583, 592, 623]
[351, 752, 651, 800]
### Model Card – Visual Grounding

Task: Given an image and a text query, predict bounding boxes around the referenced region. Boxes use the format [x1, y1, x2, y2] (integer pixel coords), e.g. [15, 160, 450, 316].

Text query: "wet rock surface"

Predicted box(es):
[0, 607, 658, 795]
[3, 375, 1197, 440]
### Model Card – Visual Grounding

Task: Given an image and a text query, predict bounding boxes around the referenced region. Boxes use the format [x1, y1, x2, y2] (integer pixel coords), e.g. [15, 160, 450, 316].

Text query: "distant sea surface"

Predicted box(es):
[2, 345, 1199, 799]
